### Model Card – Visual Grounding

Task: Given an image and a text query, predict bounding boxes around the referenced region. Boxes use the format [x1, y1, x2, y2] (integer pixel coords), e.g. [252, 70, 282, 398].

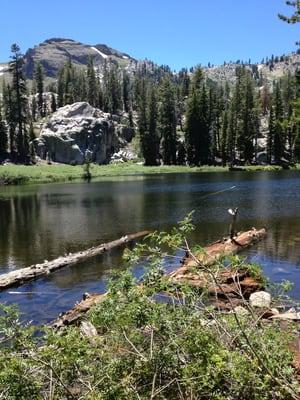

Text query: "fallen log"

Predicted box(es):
[52, 228, 266, 329]
[169, 228, 267, 300]
[0, 231, 149, 291]
[171, 227, 267, 278]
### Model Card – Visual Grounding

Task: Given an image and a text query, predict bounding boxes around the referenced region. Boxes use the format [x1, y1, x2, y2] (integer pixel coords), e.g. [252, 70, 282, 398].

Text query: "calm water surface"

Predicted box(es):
[0, 171, 300, 324]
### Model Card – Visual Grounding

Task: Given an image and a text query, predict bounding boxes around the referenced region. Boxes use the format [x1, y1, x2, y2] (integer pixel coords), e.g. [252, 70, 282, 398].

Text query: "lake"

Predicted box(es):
[0, 170, 300, 325]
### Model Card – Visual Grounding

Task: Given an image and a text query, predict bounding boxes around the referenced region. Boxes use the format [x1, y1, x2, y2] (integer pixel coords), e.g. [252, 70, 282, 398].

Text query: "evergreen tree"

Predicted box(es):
[185, 68, 209, 166]
[197, 83, 210, 165]
[145, 87, 159, 165]
[57, 68, 64, 108]
[64, 60, 76, 105]
[185, 87, 201, 165]
[51, 93, 57, 113]
[267, 104, 275, 163]
[34, 62, 44, 117]
[139, 84, 159, 165]
[278, 0, 300, 44]
[138, 79, 148, 161]
[28, 121, 35, 142]
[122, 71, 131, 113]
[226, 102, 236, 167]
[159, 78, 177, 165]
[273, 82, 285, 164]
[31, 97, 37, 121]
[2, 82, 16, 157]
[0, 107, 8, 160]
[241, 73, 256, 163]
[9, 44, 29, 163]
[87, 57, 97, 107]
[107, 65, 122, 114]
[221, 109, 228, 166]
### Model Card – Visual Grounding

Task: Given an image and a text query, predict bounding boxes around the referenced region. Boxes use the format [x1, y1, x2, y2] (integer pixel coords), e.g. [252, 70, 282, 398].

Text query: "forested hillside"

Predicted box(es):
[0, 39, 299, 166]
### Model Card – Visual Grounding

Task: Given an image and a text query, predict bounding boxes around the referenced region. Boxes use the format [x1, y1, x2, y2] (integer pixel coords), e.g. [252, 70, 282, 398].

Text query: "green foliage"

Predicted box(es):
[8, 44, 29, 163]
[82, 152, 93, 181]
[278, 0, 300, 44]
[159, 78, 177, 165]
[185, 69, 211, 166]
[0, 217, 298, 398]
[33, 62, 44, 118]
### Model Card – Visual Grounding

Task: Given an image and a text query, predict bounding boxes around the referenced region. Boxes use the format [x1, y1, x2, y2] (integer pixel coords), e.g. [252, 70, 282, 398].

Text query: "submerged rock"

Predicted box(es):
[34, 102, 134, 165]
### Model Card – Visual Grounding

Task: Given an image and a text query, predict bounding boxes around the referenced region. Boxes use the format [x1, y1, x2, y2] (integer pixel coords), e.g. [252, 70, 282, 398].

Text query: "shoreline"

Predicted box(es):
[0, 162, 296, 187]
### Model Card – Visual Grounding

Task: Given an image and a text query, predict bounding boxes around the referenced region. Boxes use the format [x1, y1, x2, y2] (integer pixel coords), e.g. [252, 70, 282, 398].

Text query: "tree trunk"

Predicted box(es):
[0, 231, 149, 291]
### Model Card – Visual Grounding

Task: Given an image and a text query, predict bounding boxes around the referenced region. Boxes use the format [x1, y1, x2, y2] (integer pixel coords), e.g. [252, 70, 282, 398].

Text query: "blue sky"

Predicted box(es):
[0, 0, 298, 70]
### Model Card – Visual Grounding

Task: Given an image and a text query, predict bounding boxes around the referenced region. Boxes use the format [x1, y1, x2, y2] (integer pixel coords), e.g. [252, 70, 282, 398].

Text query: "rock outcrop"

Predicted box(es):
[34, 102, 134, 165]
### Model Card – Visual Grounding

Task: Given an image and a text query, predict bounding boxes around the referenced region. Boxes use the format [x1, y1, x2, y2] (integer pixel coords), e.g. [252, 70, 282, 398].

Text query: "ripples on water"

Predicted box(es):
[0, 170, 300, 324]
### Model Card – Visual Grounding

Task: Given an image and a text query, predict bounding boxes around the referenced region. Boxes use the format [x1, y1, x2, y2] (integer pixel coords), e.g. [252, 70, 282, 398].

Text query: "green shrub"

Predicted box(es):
[0, 217, 298, 399]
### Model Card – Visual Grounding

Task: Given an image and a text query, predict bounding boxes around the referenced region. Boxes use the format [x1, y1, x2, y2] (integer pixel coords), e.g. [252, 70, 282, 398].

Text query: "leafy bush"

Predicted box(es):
[0, 216, 298, 399]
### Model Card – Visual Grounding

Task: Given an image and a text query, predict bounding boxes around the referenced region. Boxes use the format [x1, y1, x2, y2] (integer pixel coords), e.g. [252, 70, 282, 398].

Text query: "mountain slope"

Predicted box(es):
[23, 38, 136, 78]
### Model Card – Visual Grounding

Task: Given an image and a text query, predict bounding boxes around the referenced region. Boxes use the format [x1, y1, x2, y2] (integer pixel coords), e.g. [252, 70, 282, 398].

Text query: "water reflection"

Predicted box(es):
[0, 171, 300, 324]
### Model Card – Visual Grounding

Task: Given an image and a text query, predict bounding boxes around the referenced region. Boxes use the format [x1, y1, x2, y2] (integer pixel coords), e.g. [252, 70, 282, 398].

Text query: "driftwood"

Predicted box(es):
[169, 227, 267, 307]
[0, 231, 149, 291]
[52, 228, 266, 329]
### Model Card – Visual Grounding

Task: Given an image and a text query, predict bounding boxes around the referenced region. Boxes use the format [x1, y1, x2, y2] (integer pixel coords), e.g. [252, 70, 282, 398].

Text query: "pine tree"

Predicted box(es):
[87, 57, 97, 107]
[267, 104, 275, 163]
[64, 60, 76, 105]
[138, 79, 148, 161]
[197, 83, 210, 165]
[34, 62, 44, 117]
[185, 68, 210, 166]
[185, 87, 201, 165]
[273, 82, 285, 164]
[279, 1, 300, 23]
[107, 65, 122, 114]
[31, 97, 37, 121]
[0, 107, 8, 160]
[159, 78, 177, 165]
[57, 68, 65, 107]
[278, 0, 300, 44]
[2, 82, 16, 157]
[292, 70, 300, 160]
[9, 44, 29, 163]
[138, 83, 160, 166]
[122, 71, 131, 113]
[145, 87, 159, 165]
[226, 102, 236, 167]
[221, 109, 228, 166]
[241, 73, 256, 163]
[28, 121, 35, 142]
[51, 93, 57, 113]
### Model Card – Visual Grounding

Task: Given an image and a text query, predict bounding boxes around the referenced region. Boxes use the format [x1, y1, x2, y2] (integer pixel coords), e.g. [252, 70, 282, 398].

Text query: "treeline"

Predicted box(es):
[0, 43, 299, 166]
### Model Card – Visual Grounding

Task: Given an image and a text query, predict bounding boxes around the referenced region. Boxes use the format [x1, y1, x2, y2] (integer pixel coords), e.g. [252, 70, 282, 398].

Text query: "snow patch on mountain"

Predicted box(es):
[91, 46, 108, 59]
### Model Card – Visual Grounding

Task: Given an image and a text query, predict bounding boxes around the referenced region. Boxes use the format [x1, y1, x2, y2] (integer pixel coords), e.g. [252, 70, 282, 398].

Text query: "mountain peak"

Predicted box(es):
[23, 38, 135, 78]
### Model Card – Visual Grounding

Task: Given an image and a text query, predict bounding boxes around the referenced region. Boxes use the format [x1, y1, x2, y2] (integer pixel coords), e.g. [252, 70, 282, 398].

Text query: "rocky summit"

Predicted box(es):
[34, 102, 134, 164]
[24, 38, 135, 78]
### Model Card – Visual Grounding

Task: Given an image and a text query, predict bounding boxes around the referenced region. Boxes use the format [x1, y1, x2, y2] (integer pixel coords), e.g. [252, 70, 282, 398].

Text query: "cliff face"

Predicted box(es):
[34, 102, 134, 164]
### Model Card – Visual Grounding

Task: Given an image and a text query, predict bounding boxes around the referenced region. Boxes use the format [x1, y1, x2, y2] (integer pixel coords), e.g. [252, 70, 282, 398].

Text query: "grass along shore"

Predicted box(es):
[0, 162, 295, 186]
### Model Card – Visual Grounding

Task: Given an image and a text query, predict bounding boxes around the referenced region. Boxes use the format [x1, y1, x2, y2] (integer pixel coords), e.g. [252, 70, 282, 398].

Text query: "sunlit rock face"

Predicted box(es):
[34, 102, 134, 164]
